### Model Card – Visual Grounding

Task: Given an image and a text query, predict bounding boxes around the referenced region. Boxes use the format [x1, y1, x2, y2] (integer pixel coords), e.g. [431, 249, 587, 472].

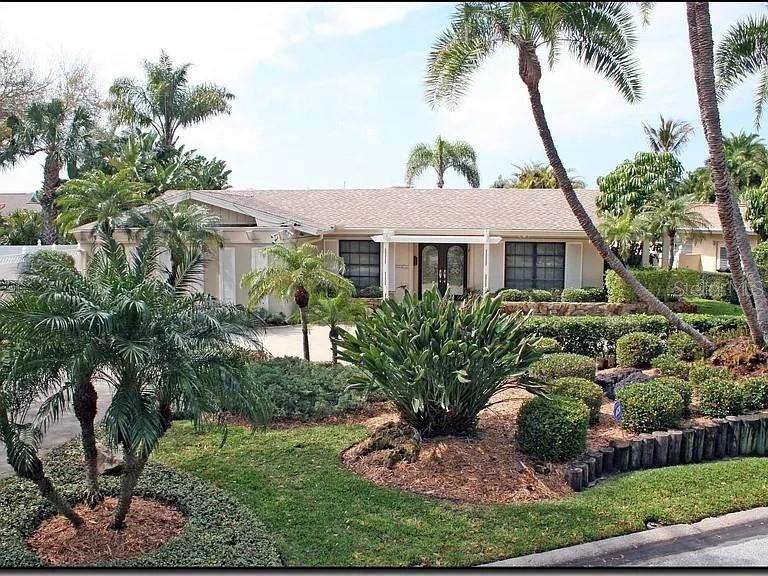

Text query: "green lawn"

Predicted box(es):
[687, 298, 743, 316]
[156, 422, 768, 567]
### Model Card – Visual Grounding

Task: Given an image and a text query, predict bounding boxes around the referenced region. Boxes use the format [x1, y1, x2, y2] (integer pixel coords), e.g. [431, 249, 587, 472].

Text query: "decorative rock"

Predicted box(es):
[703, 422, 718, 461]
[652, 432, 670, 467]
[566, 465, 583, 492]
[600, 446, 615, 475]
[612, 441, 630, 472]
[533, 463, 551, 475]
[692, 426, 705, 462]
[596, 368, 647, 400]
[629, 438, 643, 470]
[726, 416, 742, 457]
[681, 428, 695, 464]
[95, 442, 123, 476]
[588, 451, 604, 478]
[612, 372, 653, 400]
[641, 434, 655, 468]
[712, 419, 728, 459]
[668, 430, 683, 465]
[515, 461, 527, 473]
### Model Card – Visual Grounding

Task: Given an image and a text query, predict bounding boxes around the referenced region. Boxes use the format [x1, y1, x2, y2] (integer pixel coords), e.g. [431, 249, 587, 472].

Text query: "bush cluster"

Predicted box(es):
[560, 287, 606, 303]
[651, 353, 691, 380]
[616, 332, 665, 368]
[548, 377, 603, 424]
[496, 288, 554, 302]
[529, 353, 596, 382]
[688, 363, 727, 388]
[356, 285, 383, 298]
[739, 377, 768, 411]
[254, 308, 288, 326]
[616, 380, 685, 433]
[698, 378, 744, 417]
[653, 376, 693, 407]
[606, 268, 736, 304]
[533, 337, 561, 355]
[666, 331, 703, 361]
[517, 396, 589, 461]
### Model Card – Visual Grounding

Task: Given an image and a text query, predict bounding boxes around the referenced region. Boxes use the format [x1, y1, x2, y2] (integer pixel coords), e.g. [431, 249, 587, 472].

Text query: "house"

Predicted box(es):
[71, 188, 756, 314]
[0, 193, 39, 217]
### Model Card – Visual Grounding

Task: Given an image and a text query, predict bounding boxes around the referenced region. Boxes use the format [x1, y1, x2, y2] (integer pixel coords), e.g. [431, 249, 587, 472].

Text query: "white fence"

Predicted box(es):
[0, 244, 79, 281]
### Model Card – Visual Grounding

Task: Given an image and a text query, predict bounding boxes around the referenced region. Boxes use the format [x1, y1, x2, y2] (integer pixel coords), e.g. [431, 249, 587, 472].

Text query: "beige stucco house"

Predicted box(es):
[71, 188, 757, 314]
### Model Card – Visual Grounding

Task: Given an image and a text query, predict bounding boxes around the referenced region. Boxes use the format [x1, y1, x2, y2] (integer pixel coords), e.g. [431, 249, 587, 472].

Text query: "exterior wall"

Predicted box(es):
[188, 200, 253, 225]
[679, 233, 759, 273]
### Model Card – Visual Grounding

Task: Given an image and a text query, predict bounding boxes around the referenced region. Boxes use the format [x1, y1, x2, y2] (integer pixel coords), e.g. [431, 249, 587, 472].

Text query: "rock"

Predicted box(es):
[515, 461, 527, 473]
[596, 367, 649, 399]
[612, 371, 653, 400]
[533, 463, 551, 475]
[95, 442, 124, 476]
[357, 422, 422, 469]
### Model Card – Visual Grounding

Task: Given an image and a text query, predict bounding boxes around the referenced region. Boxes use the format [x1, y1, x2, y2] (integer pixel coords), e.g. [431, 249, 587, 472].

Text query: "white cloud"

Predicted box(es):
[312, 2, 426, 36]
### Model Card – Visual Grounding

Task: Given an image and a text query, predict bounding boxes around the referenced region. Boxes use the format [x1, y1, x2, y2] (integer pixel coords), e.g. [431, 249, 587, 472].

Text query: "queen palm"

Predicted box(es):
[405, 135, 480, 188]
[108, 51, 234, 149]
[427, 1, 713, 350]
[0, 98, 93, 244]
[243, 243, 354, 361]
[640, 194, 711, 269]
[598, 211, 642, 264]
[643, 116, 695, 155]
[304, 292, 368, 364]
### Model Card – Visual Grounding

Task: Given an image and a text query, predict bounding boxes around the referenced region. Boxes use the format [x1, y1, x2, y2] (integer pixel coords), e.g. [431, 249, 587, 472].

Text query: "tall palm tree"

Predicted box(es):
[405, 135, 480, 188]
[687, 1, 768, 346]
[0, 99, 93, 244]
[640, 194, 710, 269]
[643, 115, 695, 154]
[304, 292, 368, 364]
[426, 2, 713, 351]
[108, 51, 234, 149]
[598, 211, 642, 264]
[56, 170, 149, 236]
[493, 161, 585, 188]
[242, 243, 354, 361]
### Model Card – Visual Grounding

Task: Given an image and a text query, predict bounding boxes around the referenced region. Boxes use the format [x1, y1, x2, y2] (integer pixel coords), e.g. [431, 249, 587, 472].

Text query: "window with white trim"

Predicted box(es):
[504, 242, 565, 290]
[339, 240, 381, 291]
[718, 245, 730, 272]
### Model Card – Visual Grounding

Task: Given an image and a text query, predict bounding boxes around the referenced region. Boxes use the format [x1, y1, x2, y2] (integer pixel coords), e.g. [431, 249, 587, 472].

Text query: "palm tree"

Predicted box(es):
[108, 51, 234, 149]
[0, 209, 42, 245]
[687, 2, 768, 346]
[0, 99, 93, 244]
[405, 135, 480, 188]
[640, 194, 711, 269]
[643, 116, 695, 154]
[242, 243, 354, 361]
[304, 292, 368, 364]
[427, 2, 714, 351]
[598, 211, 642, 264]
[56, 170, 149, 236]
[493, 161, 585, 188]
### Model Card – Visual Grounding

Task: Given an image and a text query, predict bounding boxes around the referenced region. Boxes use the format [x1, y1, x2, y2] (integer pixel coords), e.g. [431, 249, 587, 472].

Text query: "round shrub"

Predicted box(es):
[616, 332, 665, 368]
[560, 287, 606, 302]
[698, 378, 744, 417]
[549, 377, 603, 424]
[651, 353, 691, 380]
[517, 396, 589, 461]
[653, 376, 693, 408]
[739, 377, 768, 410]
[616, 380, 685, 433]
[688, 363, 727, 388]
[666, 331, 702, 361]
[533, 337, 561, 355]
[527, 289, 554, 302]
[496, 288, 525, 301]
[528, 353, 596, 382]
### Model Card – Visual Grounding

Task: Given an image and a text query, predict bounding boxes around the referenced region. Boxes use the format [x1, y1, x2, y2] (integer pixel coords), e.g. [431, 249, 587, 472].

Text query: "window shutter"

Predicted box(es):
[564, 242, 583, 288]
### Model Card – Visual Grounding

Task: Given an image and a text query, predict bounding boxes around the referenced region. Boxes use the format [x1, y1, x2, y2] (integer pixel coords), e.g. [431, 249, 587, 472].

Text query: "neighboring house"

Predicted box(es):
[0, 192, 39, 217]
[71, 188, 755, 313]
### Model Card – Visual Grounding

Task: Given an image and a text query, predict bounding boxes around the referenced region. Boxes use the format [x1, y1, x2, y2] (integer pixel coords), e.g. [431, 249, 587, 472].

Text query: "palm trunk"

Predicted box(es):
[73, 377, 102, 507]
[668, 233, 676, 270]
[519, 47, 714, 352]
[687, 2, 767, 345]
[329, 325, 339, 365]
[40, 155, 61, 245]
[300, 306, 310, 361]
[110, 450, 148, 530]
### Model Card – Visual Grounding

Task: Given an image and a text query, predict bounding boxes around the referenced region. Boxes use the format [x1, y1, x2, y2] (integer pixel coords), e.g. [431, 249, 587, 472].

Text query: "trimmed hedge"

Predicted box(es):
[517, 314, 746, 358]
[560, 287, 606, 303]
[616, 332, 665, 368]
[698, 378, 744, 417]
[651, 353, 691, 380]
[739, 377, 768, 411]
[616, 380, 685, 433]
[606, 268, 736, 304]
[0, 440, 283, 567]
[533, 337, 561, 355]
[496, 288, 554, 302]
[653, 376, 693, 407]
[549, 377, 603, 424]
[517, 396, 589, 461]
[529, 353, 596, 382]
[666, 331, 703, 361]
[689, 363, 728, 388]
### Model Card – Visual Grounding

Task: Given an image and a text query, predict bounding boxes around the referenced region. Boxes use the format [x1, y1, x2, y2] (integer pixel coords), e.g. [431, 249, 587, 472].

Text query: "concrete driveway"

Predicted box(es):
[262, 324, 353, 363]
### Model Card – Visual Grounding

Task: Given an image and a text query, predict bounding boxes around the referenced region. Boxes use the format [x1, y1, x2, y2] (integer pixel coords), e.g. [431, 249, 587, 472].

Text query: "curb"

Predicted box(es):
[482, 507, 768, 567]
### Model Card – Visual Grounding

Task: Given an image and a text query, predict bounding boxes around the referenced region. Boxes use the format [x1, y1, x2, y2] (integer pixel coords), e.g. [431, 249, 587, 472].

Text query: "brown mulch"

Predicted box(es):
[27, 497, 186, 567]
[711, 337, 768, 377]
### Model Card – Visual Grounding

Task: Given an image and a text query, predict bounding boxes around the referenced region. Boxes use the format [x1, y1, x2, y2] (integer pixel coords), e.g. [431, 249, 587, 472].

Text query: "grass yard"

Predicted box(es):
[156, 422, 768, 567]
[687, 298, 743, 316]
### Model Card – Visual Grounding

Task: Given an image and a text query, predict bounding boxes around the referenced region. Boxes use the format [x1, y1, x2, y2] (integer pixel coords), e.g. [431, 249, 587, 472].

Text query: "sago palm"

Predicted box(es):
[427, 1, 713, 351]
[304, 292, 368, 364]
[640, 193, 711, 269]
[643, 115, 695, 155]
[242, 243, 354, 361]
[405, 135, 480, 188]
[108, 51, 234, 148]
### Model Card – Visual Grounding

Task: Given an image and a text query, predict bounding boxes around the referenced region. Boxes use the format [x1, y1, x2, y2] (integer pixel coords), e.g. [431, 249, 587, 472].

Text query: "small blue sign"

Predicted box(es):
[614, 401, 623, 422]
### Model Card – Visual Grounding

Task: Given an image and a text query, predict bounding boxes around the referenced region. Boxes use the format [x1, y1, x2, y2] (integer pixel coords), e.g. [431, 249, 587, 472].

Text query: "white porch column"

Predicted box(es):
[483, 229, 490, 294]
[381, 228, 393, 299]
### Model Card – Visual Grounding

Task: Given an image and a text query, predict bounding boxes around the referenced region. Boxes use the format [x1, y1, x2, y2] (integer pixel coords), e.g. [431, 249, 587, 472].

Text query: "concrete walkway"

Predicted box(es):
[485, 507, 768, 567]
[262, 324, 353, 363]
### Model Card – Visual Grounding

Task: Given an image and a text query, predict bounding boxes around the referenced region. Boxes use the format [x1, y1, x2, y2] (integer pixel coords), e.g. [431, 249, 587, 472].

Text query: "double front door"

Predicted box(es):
[418, 243, 467, 298]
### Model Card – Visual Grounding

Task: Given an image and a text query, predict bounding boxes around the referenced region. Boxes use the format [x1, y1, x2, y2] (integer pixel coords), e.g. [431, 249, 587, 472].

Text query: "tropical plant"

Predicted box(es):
[687, 2, 768, 347]
[243, 243, 354, 361]
[404, 135, 479, 188]
[639, 193, 710, 269]
[0, 209, 41, 245]
[598, 211, 642, 263]
[0, 98, 93, 244]
[492, 161, 585, 189]
[338, 288, 543, 437]
[56, 170, 149, 236]
[679, 165, 714, 203]
[643, 115, 695, 154]
[108, 51, 234, 149]
[303, 292, 368, 364]
[426, 1, 714, 351]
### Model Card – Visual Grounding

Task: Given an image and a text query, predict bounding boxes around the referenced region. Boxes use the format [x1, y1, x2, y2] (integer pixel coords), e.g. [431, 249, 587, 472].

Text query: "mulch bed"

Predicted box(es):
[711, 336, 768, 377]
[27, 497, 187, 567]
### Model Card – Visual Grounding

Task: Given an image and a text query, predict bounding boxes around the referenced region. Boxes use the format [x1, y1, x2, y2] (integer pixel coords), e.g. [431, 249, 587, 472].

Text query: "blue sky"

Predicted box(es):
[0, 2, 764, 193]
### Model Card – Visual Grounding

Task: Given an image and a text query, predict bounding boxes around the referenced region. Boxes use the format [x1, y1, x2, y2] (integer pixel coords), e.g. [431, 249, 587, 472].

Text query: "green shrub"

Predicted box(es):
[0, 440, 283, 567]
[254, 308, 288, 326]
[738, 377, 768, 411]
[651, 353, 691, 380]
[529, 353, 596, 382]
[338, 288, 542, 437]
[251, 357, 377, 421]
[357, 284, 383, 298]
[616, 332, 665, 368]
[688, 363, 727, 388]
[517, 396, 589, 461]
[496, 288, 554, 302]
[560, 287, 606, 302]
[753, 241, 768, 287]
[653, 376, 693, 407]
[549, 377, 603, 424]
[666, 331, 702, 361]
[616, 380, 685, 433]
[698, 378, 744, 417]
[533, 337, 561, 355]
[496, 288, 526, 301]
[606, 268, 735, 304]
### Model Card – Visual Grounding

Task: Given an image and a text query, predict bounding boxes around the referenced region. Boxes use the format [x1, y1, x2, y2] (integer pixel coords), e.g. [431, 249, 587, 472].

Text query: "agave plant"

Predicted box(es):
[337, 287, 543, 437]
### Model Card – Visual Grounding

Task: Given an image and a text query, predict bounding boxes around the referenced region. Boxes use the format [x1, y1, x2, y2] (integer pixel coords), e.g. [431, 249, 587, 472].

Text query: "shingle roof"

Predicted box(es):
[0, 193, 38, 216]
[175, 188, 602, 233]
[690, 203, 754, 233]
